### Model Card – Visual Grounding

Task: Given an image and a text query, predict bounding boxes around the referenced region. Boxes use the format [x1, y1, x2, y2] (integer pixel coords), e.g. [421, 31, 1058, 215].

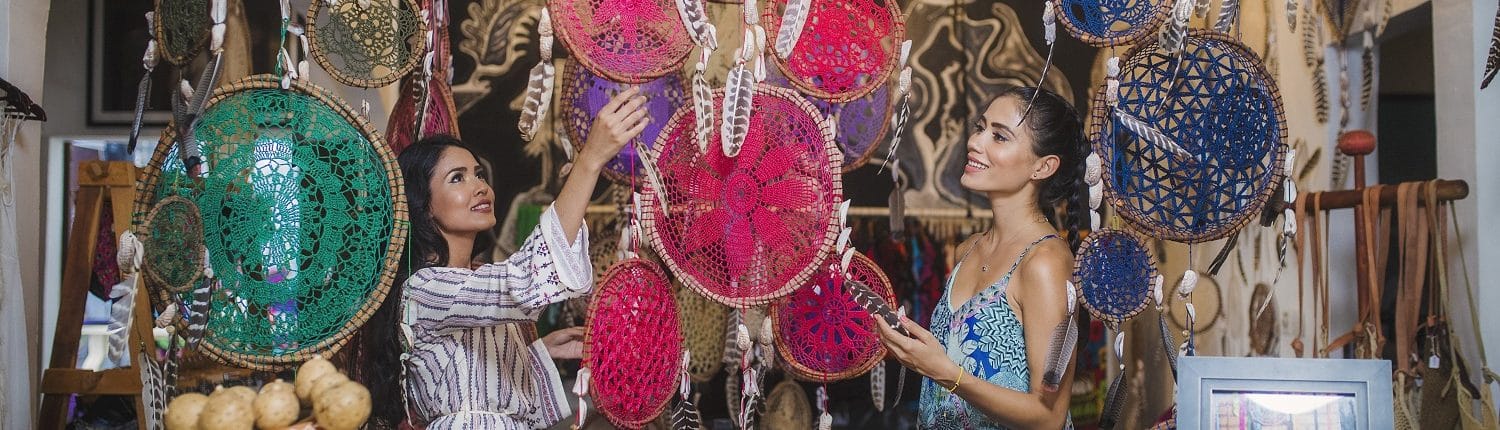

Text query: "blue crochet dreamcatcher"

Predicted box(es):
[1054, 0, 1175, 47]
[1074, 228, 1161, 429]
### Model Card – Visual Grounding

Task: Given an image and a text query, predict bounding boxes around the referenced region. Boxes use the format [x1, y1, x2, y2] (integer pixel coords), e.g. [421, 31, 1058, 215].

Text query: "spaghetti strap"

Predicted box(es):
[1003, 234, 1060, 276]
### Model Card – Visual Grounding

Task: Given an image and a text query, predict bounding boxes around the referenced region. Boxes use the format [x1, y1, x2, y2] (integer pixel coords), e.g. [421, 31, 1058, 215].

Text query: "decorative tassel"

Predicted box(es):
[871, 362, 887, 411]
[847, 279, 910, 337]
[774, 0, 811, 58]
[518, 8, 554, 142]
[720, 34, 756, 157]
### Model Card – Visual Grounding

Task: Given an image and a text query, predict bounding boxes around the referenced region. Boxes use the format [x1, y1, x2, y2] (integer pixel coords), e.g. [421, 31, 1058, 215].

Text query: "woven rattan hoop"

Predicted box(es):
[1089, 30, 1287, 243]
[133, 74, 407, 370]
[306, 0, 426, 88]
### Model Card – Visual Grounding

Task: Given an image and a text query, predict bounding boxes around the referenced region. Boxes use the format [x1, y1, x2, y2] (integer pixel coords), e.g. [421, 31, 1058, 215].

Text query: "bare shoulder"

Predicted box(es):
[1013, 238, 1075, 307]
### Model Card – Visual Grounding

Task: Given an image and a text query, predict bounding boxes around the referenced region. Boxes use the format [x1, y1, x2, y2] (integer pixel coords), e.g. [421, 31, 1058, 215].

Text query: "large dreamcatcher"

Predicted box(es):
[642, 83, 841, 308]
[134, 74, 406, 370]
[548, 0, 695, 83]
[759, 0, 906, 103]
[582, 258, 684, 429]
[559, 62, 690, 183]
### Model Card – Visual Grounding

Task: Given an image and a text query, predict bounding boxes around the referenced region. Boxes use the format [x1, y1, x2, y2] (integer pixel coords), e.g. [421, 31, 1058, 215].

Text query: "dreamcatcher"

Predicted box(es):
[772, 252, 894, 381]
[676, 281, 729, 383]
[387, 0, 462, 153]
[548, 0, 695, 83]
[760, 0, 906, 103]
[580, 258, 684, 429]
[762, 379, 813, 429]
[139, 196, 204, 295]
[153, 0, 211, 66]
[559, 63, 689, 183]
[642, 83, 841, 308]
[306, 0, 425, 88]
[134, 73, 407, 369]
[1074, 229, 1159, 429]
[762, 67, 896, 171]
[1053, 0, 1174, 47]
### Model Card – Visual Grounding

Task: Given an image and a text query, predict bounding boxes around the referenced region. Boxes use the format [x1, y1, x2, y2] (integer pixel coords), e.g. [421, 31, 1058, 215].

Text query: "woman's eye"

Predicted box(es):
[993, 132, 1007, 142]
[449, 174, 463, 183]
[972, 121, 985, 132]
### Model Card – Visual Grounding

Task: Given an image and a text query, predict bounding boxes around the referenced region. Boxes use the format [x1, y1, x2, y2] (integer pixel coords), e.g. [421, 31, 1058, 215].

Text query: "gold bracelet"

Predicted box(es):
[947, 370, 964, 393]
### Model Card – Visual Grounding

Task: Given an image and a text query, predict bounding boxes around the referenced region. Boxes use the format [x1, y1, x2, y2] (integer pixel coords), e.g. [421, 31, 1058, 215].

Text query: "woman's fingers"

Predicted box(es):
[621, 116, 650, 142]
[607, 86, 644, 114]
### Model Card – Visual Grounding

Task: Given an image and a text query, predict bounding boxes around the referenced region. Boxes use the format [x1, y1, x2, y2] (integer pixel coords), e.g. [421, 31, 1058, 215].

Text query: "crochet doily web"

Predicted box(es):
[549, 0, 693, 83]
[763, 67, 894, 172]
[675, 281, 729, 382]
[1055, 0, 1173, 47]
[1093, 31, 1286, 243]
[308, 0, 425, 88]
[643, 84, 841, 308]
[773, 252, 895, 381]
[762, 0, 905, 102]
[1074, 229, 1157, 324]
[142, 196, 204, 294]
[155, 0, 211, 65]
[136, 75, 405, 369]
[585, 259, 684, 429]
[561, 62, 688, 183]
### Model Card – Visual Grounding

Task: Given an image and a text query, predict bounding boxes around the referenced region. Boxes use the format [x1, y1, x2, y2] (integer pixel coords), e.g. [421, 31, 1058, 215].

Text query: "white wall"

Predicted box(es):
[1433, 0, 1500, 398]
[1, 0, 52, 427]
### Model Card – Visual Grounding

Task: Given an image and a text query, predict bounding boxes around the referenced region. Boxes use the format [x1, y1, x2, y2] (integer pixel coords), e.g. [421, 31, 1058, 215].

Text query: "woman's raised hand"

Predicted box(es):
[577, 86, 649, 171]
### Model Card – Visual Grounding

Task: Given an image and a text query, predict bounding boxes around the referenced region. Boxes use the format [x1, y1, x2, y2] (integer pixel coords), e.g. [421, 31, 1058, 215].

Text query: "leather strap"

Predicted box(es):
[1292, 191, 1310, 357]
[1394, 182, 1429, 374]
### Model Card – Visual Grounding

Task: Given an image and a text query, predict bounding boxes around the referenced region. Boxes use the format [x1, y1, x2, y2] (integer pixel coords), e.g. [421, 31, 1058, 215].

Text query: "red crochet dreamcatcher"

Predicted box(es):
[761, 0, 906, 102]
[772, 252, 896, 381]
[548, 0, 695, 83]
[642, 83, 841, 308]
[386, 0, 460, 153]
[583, 258, 684, 429]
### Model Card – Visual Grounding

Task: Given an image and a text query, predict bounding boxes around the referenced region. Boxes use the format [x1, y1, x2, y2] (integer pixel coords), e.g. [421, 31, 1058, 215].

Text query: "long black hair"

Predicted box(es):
[987, 86, 1091, 251]
[348, 134, 494, 428]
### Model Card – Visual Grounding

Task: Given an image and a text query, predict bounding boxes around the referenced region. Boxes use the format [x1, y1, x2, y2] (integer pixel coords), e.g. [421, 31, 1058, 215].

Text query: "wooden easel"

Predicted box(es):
[37, 160, 158, 429]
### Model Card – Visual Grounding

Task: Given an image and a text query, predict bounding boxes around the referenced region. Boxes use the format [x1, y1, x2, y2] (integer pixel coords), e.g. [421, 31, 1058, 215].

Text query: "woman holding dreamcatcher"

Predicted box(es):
[878, 86, 1089, 429]
[349, 87, 649, 429]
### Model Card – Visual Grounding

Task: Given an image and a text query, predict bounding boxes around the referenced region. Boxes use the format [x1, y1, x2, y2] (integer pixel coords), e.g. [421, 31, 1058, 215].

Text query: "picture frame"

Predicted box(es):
[1177, 356, 1394, 430]
[89, 0, 175, 126]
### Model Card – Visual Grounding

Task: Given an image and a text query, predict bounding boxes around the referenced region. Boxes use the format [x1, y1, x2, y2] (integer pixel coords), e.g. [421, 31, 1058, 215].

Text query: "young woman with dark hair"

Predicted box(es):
[877, 86, 1090, 429]
[352, 87, 650, 429]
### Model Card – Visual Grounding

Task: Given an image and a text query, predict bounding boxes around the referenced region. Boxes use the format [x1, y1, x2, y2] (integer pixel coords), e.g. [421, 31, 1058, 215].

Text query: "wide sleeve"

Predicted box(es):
[403, 204, 594, 331]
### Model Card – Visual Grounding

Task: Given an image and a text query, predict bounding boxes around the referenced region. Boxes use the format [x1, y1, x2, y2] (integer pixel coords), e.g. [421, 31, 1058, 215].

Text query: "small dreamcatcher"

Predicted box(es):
[139, 196, 204, 295]
[760, 0, 906, 103]
[1074, 228, 1159, 429]
[1053, 0, 1174, 47]
[153, 0, 211, 66]
[675, 280, 730, 383]
[306, 0, 425, 88]
[772, 252, 895, 382]
[581, 258, 684, 429]
[548, 0, 695, 83]
[642, 84, 841, 308]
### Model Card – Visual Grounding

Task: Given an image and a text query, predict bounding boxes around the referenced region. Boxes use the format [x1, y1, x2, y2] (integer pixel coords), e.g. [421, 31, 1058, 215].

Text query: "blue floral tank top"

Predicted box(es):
[919, 234, 1072, 429]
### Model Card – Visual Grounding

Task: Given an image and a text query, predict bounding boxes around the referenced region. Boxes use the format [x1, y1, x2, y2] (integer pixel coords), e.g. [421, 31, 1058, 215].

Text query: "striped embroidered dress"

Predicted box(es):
[401, 205, 594, 429]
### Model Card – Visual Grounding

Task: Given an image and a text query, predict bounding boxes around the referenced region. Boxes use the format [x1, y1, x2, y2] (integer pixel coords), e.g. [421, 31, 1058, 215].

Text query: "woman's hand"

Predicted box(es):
[541, 326, 587, 360]
[877, 316, 964, 386]
[577, 86, 649, 172]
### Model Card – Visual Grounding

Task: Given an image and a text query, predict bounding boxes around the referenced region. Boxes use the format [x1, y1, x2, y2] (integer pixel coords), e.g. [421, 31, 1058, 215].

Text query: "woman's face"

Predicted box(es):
[960, 96, 1047, 194]
[428, 146, 496, 236]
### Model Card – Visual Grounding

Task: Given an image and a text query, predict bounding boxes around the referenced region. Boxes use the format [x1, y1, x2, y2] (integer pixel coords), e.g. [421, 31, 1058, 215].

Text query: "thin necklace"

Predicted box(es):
[977, 215, 1048, 272]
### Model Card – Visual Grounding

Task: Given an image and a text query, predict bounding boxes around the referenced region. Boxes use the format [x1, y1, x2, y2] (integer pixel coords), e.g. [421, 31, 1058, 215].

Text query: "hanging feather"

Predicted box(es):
[1161, 0, 1193, 54]
[1208, 231, 1239, 275]
[847, 279, 911, 337]
[1195, 0, 1212, 17]
[1312, 70, 1330, 123]
[1099, 365, 1128, 429]
[1112, 109, 1191, 158]
[518, 9, 554, 142]
[1287, 0, 1299, 31]
[880, 41, 913, 174]
[106, 275, 139, 364]
[889, 167, 906, 240]
[184, 279, 216, 350]
[675, 0, 717, 49]
[1361, 32, 1374, 111]
[692, 54, 715, 152]
[672, 395, 703, 430]
[1302, 8, 1321, 69]
[871, 362, 887, 411]
[720, 39, 756, 157]
[774, 0, 811, 58]
[1041, 316, 1078, 391]
[1214, 0, 1241, 33]
[1484, 3, 1499, 89]
[1299, 144, 1321, 181]
[1158, 313, 1179, 377]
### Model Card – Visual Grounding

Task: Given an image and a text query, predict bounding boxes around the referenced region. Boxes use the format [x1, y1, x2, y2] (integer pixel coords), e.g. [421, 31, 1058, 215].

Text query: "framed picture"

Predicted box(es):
[89, 0, 175, 126]
[1177, 356, 1394, 430]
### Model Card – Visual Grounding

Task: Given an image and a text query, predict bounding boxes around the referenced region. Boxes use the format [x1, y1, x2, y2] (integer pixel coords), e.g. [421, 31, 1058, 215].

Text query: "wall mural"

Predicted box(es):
[442, 0, 1098, 221]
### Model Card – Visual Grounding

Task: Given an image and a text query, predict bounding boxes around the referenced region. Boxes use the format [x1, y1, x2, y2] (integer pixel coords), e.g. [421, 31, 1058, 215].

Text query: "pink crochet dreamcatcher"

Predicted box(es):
[582, 258, 684, 429]
[642, 83, 841, 308]
[547, 0, 695, 83]
[772, 252, 896, 381]
[761, 0, 906, 102]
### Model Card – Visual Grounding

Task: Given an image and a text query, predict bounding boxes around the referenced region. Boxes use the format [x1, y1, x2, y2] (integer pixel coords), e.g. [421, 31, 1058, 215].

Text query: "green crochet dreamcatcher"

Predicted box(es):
[134, 74, 407, 369]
